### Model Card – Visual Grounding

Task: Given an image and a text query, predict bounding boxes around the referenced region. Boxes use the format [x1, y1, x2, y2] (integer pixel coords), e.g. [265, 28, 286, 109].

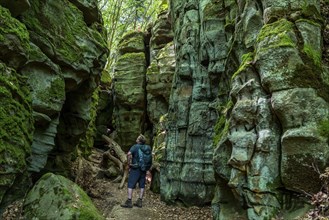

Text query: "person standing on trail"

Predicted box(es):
[121, 134, 152, 208]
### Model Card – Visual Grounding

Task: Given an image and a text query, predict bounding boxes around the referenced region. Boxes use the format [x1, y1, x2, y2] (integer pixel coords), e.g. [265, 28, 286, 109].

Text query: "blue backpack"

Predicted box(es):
[138, 145, 152, 171]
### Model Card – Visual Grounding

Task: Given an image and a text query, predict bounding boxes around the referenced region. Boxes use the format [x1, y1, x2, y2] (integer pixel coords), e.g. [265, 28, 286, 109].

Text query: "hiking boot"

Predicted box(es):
[134, 198, 142, 208]
[121, 199, 132, 208]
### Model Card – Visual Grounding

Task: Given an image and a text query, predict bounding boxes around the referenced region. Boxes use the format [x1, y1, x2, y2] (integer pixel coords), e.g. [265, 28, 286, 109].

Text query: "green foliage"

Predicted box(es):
[99, 0, 165, 75]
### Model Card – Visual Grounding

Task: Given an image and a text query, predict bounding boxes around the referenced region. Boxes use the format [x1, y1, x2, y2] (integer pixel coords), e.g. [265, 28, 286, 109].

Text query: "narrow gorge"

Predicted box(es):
[1, 0, 329, 219]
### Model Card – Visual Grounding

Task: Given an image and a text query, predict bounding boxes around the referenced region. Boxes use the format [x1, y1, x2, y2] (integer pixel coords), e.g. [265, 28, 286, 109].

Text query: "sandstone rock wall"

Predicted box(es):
[0, 0, 108, 214]
[165, 0, 329, 218]
[113, 6, 174, 151]
[112, 32, 148, 151]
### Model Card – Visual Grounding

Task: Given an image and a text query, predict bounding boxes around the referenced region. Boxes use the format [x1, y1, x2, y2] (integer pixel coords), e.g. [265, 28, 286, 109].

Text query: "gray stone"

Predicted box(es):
[23, 173, 103, 219]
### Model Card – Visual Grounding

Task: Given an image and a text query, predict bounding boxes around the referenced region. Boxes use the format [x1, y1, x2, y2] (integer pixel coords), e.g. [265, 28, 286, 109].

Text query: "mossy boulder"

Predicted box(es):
[21, 0, 108, 90]
[0, 62, 34, 214]
[0, 6, 30, 69]
[23, 173, 104, 220]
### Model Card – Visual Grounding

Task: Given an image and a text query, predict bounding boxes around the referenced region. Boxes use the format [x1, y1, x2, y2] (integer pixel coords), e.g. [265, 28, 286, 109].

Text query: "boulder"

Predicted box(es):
[23, 173, 103, 220]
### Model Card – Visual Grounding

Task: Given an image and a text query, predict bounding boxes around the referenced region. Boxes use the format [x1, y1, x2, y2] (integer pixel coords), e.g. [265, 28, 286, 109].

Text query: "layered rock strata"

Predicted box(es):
[0, 0, 107, 214]
[165, 0, 329, 219]
[113, 6, 174, 151]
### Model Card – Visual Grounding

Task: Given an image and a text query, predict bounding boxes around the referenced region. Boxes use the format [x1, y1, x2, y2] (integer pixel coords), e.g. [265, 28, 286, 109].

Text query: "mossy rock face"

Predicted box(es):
[0, 6, 30, 69]
[0, 0, 30, 16]
[22, 43, 65, 116]
[23, 173, 104, 220]
[0, 62, 34, 213]
[118, 31, 146, 55]
[114, 52, 146, 107]
[147, 42, 175, 124]
[113, 50, 147, 150]
[67, 0, 101, 25]
[78, 87, 100, 156]
[255, 19, 304, 92]
[21, 0, 108, 86]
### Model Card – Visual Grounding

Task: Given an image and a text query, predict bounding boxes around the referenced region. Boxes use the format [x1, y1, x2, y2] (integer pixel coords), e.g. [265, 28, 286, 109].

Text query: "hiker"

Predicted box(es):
[121, 134, 152, 208]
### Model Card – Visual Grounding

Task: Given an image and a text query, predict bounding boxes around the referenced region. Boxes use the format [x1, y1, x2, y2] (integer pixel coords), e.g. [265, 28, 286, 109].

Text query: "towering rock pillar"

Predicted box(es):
[160, 0, 233, 205]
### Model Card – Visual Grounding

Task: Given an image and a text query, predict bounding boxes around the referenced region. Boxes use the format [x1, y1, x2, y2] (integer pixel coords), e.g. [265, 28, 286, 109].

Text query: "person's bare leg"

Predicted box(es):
[139, 188, 144, 199]
[128, 188, 133, 199]
[121, 188, 133, 208]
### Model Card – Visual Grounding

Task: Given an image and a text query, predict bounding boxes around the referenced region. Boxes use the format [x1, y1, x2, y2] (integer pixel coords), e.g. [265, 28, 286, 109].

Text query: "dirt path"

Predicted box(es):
[2, 148, 213, 220]
[90, 179, 213, 220]
[86, 148, 213, 220]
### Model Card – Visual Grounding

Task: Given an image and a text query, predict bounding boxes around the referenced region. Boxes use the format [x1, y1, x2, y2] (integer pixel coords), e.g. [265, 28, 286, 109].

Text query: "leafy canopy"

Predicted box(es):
[98, 0, 166, 79]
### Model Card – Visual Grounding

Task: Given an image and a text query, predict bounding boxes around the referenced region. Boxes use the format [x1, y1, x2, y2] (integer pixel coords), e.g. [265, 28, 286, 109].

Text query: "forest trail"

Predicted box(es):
[92, 180, 212, 220]
[87, 149, 213, 220]
[2, 148, 212, 220]
[90, 175, 213, 220]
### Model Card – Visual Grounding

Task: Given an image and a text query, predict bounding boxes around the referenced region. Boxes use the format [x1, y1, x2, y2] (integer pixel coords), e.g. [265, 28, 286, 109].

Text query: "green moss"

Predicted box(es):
[120, 31, 144, 42]
[159, 0, 169, 12]
[303, 44, 321, 67]
[213, 100, 233, 146]
[100, 70, 112, 86]
[76, 186, 104, 220]
[22, 0, 106, 65]
[301, 2, 323, 21]
[78, 87, 100, 156]
[318, 119, 329, 137]
[231, 52, 254, 80]
[36, 77, 65, 107]
[296, 18, 322, 28]
[118, 35, 145, 54]
[118, 52, 146, 62]
[257, 19, 296, 50]
[146, 60, 160, 74]
[0, 6, 30, 51]
[0, 63, 33, 199]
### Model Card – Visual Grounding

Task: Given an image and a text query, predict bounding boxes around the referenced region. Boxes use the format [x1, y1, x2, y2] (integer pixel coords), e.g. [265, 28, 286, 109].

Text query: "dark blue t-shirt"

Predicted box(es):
[129, 144, 141, 167]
